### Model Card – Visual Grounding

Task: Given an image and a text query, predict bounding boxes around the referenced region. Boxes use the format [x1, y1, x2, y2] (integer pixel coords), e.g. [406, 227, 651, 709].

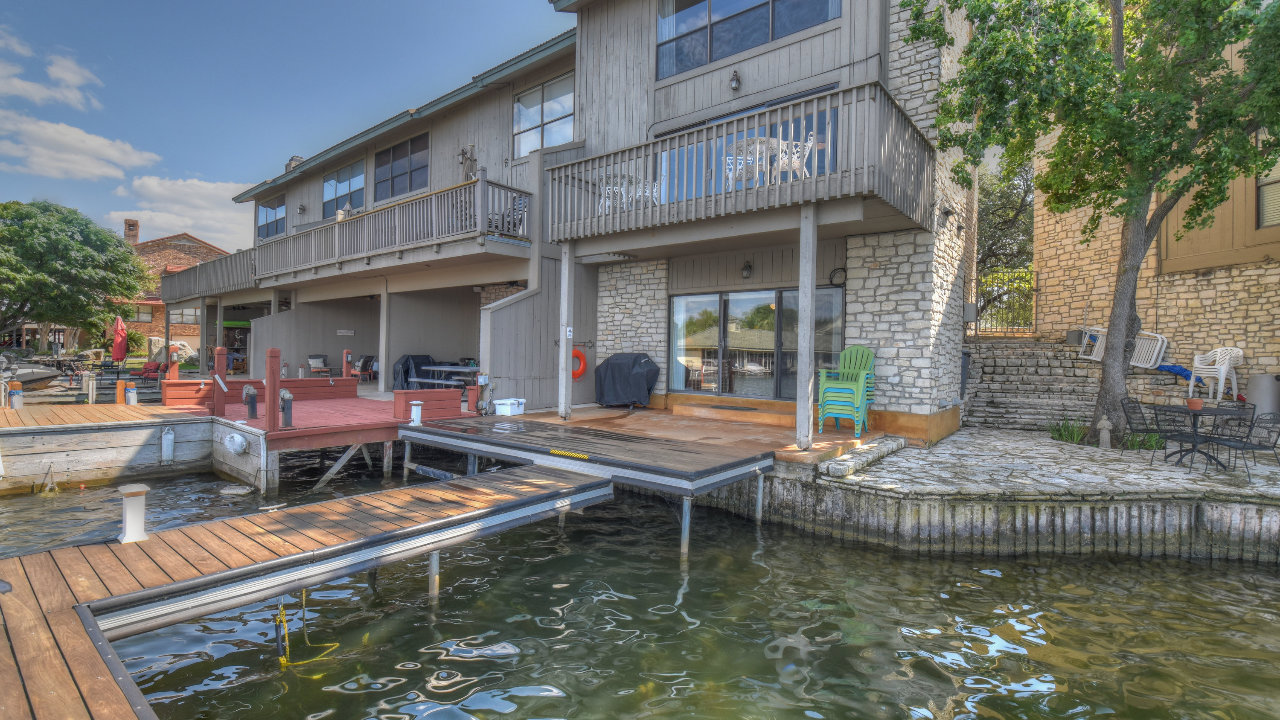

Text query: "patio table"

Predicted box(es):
[407, 365, 482, 388]
[1163, 405, 1247, 470]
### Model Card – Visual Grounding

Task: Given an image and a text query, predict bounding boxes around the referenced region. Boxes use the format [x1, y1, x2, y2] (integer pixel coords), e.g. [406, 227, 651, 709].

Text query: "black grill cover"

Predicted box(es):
[391, 354, 436, 390]
[595, 353, 660, 407]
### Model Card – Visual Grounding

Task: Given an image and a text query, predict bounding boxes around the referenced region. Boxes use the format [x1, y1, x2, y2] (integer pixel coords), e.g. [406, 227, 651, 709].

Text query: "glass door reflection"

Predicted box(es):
[670, 294, 720, 393]
[724, 291, 777, 398]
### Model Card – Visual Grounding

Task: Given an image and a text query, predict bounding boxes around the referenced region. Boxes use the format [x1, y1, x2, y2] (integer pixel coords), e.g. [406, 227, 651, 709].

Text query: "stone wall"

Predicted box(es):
[479, 283, 525, 307]
[1034, 157, 1280, 381]
[596, 259, 669, 393]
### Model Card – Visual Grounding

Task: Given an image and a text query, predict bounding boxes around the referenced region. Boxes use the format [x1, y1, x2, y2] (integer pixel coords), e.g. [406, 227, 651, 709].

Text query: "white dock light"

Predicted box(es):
[118, 484, 150, 543]
[409, 400, 424, 426]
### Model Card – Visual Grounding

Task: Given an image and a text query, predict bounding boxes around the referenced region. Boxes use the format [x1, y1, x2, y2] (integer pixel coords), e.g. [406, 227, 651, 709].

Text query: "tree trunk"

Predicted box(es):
[1091, 194, 1154, 444]
[36, 322, 50, 353]
[66, 327, 81, 350]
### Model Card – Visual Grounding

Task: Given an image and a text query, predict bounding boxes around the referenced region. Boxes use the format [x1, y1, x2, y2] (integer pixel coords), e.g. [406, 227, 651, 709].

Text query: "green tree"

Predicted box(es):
[977, 165, 1033, 275]
[739, 302, 777, 331]
[904, 0, 1280, 436]
[0, 201, 151, 347]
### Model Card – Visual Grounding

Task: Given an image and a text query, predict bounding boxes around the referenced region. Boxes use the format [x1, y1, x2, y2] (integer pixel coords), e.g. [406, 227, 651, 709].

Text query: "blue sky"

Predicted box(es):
[0, 1, 573, 251]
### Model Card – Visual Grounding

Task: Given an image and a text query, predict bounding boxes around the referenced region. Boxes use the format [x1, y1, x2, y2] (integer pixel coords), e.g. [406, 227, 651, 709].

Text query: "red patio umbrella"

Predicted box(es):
[111, 315, 127, 362]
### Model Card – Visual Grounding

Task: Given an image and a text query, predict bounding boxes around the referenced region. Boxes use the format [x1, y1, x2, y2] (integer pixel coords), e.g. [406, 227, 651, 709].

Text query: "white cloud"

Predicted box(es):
[0, 108, 159, 180]
[112, 184, 128, 197]
[0, 53, 101, 110]
[0, 27, 33, 57]
[106, 176, 254, 252]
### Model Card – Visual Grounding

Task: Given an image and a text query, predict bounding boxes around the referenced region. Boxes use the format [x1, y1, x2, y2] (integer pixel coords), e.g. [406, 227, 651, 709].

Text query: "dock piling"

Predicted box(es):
[409, 400, 423, 426]
[382, 441, 393, 478]
[755, 471, 764, 524]
[117, 484, 150, 543]
[466, 453, 478, 475]
[361, 444, 374, 471]
[403, 442, 413, 481]
[680, 496, 692, 558]
[7, 381, 22, 410]
[428, 550, 440, 599]
[280, 389, 294, 428]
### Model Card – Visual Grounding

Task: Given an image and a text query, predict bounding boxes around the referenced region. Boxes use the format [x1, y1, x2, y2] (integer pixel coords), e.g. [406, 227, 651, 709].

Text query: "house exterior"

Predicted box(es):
[163, 0, 975, 446]
[123, 219, 229, 351]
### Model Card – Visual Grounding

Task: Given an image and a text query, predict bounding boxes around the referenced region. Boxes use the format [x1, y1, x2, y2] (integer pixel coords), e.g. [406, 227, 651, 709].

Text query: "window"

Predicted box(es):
[256, 195, 286, 240]
[657, 0, 841, 80]
[374, 133, 429, 202]
[128, 305, 152, 323]
[1260, 159, 1279, 229]
[169, 308, 200, 324]
[514, 73, 574, 158]
[323, 160, 365, 218]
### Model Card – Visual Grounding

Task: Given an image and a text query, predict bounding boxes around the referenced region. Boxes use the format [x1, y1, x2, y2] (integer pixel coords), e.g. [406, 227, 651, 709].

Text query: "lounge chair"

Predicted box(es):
[307, 354, 332, 377]
[818, 345, 875, 436]
[130, 361, 160, 378]
[348, 355, 375, 382]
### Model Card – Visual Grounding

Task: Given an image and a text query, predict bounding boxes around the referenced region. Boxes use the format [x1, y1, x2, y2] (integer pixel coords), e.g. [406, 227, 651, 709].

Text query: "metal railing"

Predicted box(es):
[546, 83, 935, 242]
[255, 171, 532, 277]
[976, 267, 1035, 334]
[161, 250, 257, 303]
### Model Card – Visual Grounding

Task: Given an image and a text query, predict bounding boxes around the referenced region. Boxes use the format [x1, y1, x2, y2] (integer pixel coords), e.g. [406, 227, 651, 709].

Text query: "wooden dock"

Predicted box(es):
[400, 416, 775, 496]
[0, 466, 612, 719]
[0, 404, 199, 430]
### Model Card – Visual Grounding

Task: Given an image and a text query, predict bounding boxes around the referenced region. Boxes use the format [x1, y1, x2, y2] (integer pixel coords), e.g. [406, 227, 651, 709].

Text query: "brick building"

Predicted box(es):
[121, 219, 229, 351]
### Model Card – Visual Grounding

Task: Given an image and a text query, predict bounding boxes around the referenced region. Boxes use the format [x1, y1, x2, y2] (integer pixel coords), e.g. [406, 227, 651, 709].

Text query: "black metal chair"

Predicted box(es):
[1120, 397, 1161, 464]
[1243, 412, 1280, 468]
[1205, 410, 1260, 479]
[1152, 405, 1198, 468]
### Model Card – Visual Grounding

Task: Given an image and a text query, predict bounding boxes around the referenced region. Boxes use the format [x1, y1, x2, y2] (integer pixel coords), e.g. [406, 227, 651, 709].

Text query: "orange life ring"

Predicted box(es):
[571, 348, 587, 380]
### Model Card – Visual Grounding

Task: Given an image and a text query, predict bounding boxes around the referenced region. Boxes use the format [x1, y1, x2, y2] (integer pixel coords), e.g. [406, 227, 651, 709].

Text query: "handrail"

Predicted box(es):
[161, 250, 256, 303]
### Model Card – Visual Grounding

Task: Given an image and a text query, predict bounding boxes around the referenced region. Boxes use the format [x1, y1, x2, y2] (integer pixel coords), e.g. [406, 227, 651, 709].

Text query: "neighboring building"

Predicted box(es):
[123, 219, 230, 352]
[163, 0, 975, 446]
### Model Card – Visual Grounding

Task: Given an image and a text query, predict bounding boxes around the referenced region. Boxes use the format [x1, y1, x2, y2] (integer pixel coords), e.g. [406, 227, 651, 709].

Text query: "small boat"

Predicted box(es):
[0, 357, 62, 391]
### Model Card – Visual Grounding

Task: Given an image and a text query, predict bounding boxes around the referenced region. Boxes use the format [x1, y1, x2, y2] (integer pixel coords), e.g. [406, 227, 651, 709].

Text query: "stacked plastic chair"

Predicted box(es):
[817, 345, 875, 436]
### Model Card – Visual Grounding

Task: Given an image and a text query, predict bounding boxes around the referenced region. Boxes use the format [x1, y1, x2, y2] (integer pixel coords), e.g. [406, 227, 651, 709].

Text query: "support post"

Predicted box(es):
[557, 241, 576, 419]
[755, 471, 764, 523]
[197, 297, 208, 375]
[377, 286, 391, 393]
[163, 305, 171, 363]
[428, 550, 441, 599]
[115, 380, 126, 405]
[466, 454, 478, 475]
[796, 204, 817, 450]
[403, 441, 413, 481]
[166, 346, 181, 380]
[382, 440, 393, 479]
[342, 348, 352, 380]
[215, 296, 224, 362]
[213, 347, 228, 417]
[117, 484, 149, 543]
[361, 444, 374, 471]
[679, 496, 692, 558]
[265, 348, 281, 433]
[313, 443, 362, 491]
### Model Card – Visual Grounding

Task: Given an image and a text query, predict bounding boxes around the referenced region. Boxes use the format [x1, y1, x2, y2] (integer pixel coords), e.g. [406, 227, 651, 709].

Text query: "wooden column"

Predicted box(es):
[796, 204, 817, 450]
[378, 286, 391, 393]
[265, 348, 281, 433]
[557, 241, 576, 419]
[215, 297, 224, 360]
[197, 297, 208, 376]
[213, 347, 228, 417]
[166, 346, 181, 380]
[341, 348, 352, 379]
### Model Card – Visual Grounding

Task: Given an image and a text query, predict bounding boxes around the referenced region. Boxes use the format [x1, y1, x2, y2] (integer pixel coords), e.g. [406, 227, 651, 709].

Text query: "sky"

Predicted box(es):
[0, 1, 574, 252]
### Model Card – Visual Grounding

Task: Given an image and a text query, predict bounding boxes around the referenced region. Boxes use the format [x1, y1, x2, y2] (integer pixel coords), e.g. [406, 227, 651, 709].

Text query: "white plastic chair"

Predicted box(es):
[1189, 346, 1244, 400]
[1078, 327, 1167, 368]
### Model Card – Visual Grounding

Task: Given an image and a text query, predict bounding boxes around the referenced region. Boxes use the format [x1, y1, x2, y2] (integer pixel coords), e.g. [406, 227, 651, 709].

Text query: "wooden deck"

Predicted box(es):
[217, 397, 410, 451]
[401, 415, 775, 496]
[0, 404, 200, 429]
[0, 466, 612, 719]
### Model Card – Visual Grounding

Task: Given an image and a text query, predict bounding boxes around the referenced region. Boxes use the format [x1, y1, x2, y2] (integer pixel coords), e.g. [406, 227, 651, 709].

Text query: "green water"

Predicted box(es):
[116, 496, 1280, 720]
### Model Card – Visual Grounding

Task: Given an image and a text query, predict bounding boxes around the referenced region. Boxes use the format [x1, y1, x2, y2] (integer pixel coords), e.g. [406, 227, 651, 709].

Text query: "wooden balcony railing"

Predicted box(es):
[255, 172, 532, 277]
[547, 83, 934, 242]
[161, 250, 257, 303]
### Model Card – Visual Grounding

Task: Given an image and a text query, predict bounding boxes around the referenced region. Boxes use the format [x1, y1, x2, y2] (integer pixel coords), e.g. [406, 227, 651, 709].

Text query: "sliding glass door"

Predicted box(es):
[670, 287, 843, 400]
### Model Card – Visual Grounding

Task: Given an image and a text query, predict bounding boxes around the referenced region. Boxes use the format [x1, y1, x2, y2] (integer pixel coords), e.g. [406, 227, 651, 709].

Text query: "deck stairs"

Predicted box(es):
[818, 435, 908, 478]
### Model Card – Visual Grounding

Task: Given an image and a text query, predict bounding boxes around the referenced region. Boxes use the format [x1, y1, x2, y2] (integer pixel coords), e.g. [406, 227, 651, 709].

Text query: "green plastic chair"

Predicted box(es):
[818, 345, 875, 435]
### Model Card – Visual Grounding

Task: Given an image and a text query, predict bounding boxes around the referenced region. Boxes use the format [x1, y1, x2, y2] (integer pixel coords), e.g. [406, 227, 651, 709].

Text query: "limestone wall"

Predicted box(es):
[596, 259, 670, 393]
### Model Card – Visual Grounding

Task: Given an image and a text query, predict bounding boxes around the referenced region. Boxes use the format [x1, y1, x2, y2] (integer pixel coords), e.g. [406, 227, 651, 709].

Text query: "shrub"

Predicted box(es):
[1124, 432, 1164, 451]
[1049, 418, 1089, 444]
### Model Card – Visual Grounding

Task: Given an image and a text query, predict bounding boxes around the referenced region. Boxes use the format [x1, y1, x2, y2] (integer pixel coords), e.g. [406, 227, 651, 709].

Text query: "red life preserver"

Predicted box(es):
[571, 348, 587, 380]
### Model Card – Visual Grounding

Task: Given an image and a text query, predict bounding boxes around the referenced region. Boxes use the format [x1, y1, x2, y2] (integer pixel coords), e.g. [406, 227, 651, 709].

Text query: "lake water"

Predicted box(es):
[114, 495, 1280, 720]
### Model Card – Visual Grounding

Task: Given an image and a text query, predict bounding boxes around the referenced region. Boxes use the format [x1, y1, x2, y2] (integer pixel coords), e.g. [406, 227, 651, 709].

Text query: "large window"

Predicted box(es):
[514, 73, 574, 158]
[374, 132, 429, 203]
[127, 305, 152, 323]
[169, 308, 200, 324]
[256, 195, 286, 240]
[1260, 160, 1279, 229]
[670, 287, 843, 399]
[658, 0, 841, 80]
[323, 160, 365, 218]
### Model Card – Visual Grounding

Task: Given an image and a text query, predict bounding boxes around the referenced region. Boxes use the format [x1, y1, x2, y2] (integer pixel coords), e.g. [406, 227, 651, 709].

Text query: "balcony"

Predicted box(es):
[547, 84, 934, 243]
[161, 250, 257, 304]
[254, 175, 533, 279]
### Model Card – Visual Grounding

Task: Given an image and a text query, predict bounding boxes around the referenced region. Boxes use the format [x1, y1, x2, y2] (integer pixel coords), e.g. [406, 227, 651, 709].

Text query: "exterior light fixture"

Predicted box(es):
[741, 260, 753, 279]
[729, 70, 741, 92]
[297, 204, 306, 214]
[938, 205, 955, 226]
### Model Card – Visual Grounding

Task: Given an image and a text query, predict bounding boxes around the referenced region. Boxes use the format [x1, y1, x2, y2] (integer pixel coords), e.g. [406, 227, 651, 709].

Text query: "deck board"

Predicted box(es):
[0, 405, 199, 430]
[0, 465, 612, 719]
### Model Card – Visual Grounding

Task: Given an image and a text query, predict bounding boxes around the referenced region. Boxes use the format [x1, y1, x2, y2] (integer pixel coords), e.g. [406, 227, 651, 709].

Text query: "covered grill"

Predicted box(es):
[594, 353, 660, 408]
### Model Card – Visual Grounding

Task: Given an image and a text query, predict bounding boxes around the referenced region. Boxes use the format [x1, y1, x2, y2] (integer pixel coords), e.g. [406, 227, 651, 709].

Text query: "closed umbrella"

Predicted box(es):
[111, 316, 127, 362]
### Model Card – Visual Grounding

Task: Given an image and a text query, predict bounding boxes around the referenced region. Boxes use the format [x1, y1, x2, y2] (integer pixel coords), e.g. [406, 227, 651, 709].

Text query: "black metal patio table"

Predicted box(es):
[1164, 405, 1248, 470]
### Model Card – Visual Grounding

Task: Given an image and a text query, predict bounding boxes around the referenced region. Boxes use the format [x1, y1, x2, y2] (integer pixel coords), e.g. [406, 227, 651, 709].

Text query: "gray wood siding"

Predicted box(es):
[480, 257, 597, 411]
[576, 0, 654, 153]
[248, 298, 380, 379]
[669, 240, 846, 294]
[387, 288, 483, 366]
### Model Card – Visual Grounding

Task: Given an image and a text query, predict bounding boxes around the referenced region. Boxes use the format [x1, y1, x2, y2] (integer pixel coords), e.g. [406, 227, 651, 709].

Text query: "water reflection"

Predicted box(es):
[118, 497, 1280, 719]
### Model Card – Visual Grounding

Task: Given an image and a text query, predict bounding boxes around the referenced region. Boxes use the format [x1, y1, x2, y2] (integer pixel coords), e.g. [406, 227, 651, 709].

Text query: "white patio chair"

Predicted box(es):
[772, 131, 815, 182]
[1189, 346, 1244, 400]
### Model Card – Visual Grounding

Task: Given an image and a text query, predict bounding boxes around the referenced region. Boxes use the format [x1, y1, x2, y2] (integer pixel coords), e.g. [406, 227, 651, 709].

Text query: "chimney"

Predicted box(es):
[285, 155, 305, 172]
[124, 218, 139, 245]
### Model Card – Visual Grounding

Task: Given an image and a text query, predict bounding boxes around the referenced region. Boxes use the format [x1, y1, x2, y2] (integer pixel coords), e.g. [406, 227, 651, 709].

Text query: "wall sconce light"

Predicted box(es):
[297, 204, 306, 214]
[729, 70, 741, 92]
[938, 205, 955, 227]
[741, 260, 753, 279]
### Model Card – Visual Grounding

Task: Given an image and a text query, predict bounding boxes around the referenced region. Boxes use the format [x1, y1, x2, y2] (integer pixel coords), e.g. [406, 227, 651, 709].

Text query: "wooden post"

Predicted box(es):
[378, 286, 390, 393]
[166, 346, 181, 380]
[265, 348, 281, 433]
[342, 348, 352, 379]
[796, 204, 817, 450]
[557, 241, 576, 419]
[197, 297, 208, 375]
[213, 347, 228, 417]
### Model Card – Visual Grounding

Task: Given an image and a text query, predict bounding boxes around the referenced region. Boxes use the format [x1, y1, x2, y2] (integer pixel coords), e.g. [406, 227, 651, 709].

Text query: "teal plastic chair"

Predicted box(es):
[818, 345, 875, 435]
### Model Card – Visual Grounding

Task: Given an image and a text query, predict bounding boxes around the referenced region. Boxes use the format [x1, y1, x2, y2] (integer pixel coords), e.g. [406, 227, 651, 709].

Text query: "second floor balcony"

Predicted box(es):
[546, 84, 935, 244]
[162, 250, 257, 304]
[254, 175, 534, 282]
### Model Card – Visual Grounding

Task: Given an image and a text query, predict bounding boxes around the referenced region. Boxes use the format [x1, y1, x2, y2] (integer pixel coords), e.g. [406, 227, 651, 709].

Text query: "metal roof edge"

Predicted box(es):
[233, 28, 577, 205]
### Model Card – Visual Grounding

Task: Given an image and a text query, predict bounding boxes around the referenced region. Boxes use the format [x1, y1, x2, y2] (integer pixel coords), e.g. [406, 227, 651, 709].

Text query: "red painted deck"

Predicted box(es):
[219, 397, 414, 451]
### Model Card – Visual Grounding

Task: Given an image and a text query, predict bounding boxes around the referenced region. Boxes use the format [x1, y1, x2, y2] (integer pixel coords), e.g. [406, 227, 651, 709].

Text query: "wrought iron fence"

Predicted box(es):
[976, 267, 1035, 334]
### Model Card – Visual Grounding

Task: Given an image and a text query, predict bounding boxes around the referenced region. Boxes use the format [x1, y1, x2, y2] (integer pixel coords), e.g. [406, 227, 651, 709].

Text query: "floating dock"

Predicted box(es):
[0, 466, 611, 719]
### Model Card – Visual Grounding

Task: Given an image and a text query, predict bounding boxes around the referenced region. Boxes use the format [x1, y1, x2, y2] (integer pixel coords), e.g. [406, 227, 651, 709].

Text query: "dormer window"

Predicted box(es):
[658, 0, 841, 80]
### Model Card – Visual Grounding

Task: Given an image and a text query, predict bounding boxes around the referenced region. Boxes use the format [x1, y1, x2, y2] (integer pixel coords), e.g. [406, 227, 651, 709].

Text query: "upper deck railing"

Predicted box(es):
[255, 173, 532, 277]
[547, 83, 934, 242]
[161, 250, 257, 304]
